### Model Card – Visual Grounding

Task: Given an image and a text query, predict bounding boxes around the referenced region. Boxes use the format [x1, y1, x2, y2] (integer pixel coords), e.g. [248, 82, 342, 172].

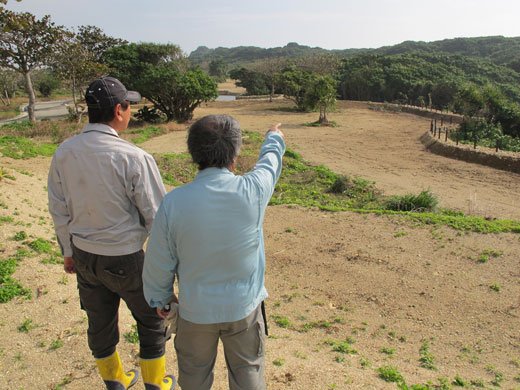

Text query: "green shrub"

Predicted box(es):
[377, 365, 404, 383]
[385, 190, 438, 212]
[28, 238, 54, 254]
[13, 231, 27, 241]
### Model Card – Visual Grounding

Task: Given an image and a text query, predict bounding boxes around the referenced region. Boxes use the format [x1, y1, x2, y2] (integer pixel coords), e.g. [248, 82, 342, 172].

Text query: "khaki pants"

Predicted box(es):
[174, 304, 266, 390]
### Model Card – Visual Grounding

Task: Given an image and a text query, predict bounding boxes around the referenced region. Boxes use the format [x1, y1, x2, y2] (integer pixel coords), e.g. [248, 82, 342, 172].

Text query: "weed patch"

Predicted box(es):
[123, 324, 139, 344]
[128, 126, 165, 144]
[0, 136, 57, 159]
[28, 238, 54, 254]
[0, 257, 31, 303]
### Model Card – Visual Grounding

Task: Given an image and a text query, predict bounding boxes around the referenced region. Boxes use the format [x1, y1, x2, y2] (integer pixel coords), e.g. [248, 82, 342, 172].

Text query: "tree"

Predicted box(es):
[104, 43, 217, 122]
[51, 26, 122, 119]
[229, 67, 270, 95]
[0, 9, 62, 121]
[277, 67, 315, 111]
[208, 58, 227, 82]
[304, 74, 337, 124]
[252, 58, 286, 101]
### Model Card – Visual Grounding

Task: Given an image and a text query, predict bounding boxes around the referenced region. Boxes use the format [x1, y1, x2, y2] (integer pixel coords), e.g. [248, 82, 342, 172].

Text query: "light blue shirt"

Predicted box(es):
[143, 132, 285, 324]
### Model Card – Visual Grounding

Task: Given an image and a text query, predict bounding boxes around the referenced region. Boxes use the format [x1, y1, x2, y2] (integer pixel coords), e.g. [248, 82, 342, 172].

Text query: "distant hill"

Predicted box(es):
[189, 36, 520, 71]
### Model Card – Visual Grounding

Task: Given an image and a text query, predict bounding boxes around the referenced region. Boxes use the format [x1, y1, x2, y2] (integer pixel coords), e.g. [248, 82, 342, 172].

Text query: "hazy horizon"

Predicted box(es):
[4, 0, 520, 55]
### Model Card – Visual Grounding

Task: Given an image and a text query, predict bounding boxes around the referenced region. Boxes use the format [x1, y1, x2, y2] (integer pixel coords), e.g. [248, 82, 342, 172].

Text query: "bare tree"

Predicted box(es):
[0, 9, 62, 121]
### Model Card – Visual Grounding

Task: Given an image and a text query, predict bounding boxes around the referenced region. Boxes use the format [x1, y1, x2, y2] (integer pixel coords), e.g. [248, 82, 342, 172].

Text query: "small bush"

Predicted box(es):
[28, 238, 54, 254]
[377, 365, 404, 383]
[13, 231, 27, 241]
[134, 106, 164, 124]
[385, 190, 438, 212]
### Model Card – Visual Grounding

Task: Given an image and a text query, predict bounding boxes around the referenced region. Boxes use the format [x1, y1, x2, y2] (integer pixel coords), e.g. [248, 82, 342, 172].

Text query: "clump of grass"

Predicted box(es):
[49, 338, 64, 350]
[271, 315, 292, 329]
[0, 257, 32, 303]
[128, 126, 165, 144]
[123, 324, 139, 344]
[325, 338, 357, 354]
[28, 238, 54, 254]
[13, 230, 27, 241]
[419, 342, 437, 370]
[385, 190, 438, 212]
[40, 255, 64, 265]
[380, 346, 395, 356]
[18, 318, 37, 333]
[489, 283, 500, 292]
[377, 365, 404, 383]
[272, 358, 285, 366]
[299, 320, 332, 332]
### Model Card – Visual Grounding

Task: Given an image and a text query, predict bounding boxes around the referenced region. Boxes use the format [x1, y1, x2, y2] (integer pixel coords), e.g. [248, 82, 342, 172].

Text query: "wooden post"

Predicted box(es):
[456, 131, 459, 145]
[434, 119, 437, 134]
[438, 128, 441, 139]
[496, 139, 499, 152]
[430, 120, 433, 133]
[445, 128, 448, 142]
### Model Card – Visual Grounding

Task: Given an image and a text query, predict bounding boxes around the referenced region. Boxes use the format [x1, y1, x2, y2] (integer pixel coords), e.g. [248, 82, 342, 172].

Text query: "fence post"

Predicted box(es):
[438, 127, 441, 139]
[430, 120, 433, 133]
[456, 131, 459, 145]
[445, 128, 448, 142]
[496, 139, 499, 152]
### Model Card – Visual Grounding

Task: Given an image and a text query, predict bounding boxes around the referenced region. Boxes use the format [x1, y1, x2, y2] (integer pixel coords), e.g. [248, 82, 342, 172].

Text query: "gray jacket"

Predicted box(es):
[48, 123, 166, 257]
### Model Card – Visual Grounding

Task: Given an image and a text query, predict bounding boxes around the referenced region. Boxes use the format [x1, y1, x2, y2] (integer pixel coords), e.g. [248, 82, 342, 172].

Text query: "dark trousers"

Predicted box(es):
[72, 244, 169, 359]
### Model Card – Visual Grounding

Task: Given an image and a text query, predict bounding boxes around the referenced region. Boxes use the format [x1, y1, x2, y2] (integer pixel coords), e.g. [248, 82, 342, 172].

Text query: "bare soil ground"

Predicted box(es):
[0, 99, 519, 390]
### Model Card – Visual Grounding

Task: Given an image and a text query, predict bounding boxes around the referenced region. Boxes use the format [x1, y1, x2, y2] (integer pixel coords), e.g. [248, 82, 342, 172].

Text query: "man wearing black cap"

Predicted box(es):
[48, 77, 175, 390]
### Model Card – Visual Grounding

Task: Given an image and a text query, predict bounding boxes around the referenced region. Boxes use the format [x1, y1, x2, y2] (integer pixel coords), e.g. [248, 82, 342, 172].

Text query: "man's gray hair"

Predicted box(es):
[188, 115, 242, 170]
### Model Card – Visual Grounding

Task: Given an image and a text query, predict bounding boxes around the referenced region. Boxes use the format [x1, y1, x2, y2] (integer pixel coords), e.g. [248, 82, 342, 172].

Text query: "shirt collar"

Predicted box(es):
[81, 123, 119, 138]
[195, 167, 233, 180]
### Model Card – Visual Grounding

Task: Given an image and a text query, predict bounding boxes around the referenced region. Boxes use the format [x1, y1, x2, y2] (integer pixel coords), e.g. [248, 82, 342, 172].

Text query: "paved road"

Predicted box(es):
[0, 100, 72, 123]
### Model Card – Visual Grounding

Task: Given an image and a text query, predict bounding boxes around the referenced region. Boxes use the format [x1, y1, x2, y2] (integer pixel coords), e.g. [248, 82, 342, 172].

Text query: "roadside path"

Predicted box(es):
[0, 99, 71, 123]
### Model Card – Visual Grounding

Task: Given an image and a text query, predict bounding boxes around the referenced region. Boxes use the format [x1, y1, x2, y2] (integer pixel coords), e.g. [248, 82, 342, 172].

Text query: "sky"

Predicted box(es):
[4, 0, 520, 55]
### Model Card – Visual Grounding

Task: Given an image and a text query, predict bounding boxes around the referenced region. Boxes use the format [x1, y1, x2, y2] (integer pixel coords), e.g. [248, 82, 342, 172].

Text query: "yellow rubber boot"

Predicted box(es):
[140, 355, 176, 390]
[96, 351, 139, 390]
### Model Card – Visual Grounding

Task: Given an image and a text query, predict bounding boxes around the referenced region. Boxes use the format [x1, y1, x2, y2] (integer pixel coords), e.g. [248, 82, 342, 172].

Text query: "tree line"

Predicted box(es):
[0, 8, 217, 123]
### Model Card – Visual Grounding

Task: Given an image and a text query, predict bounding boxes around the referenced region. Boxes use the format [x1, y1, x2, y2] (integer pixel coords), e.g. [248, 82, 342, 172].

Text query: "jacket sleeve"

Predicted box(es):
[130, 152, 166, 233]
[47, 155, 73, 257]
[143, 201, 177, 308]
[244, 132, 286, 206]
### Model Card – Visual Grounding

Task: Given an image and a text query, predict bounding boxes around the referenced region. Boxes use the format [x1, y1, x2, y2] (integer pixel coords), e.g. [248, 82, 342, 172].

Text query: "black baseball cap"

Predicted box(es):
[85, 77, 141, 108]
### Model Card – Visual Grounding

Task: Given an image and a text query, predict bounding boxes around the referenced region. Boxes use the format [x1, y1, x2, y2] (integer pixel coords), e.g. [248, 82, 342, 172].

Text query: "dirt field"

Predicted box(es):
[0, 99, 519, 390]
